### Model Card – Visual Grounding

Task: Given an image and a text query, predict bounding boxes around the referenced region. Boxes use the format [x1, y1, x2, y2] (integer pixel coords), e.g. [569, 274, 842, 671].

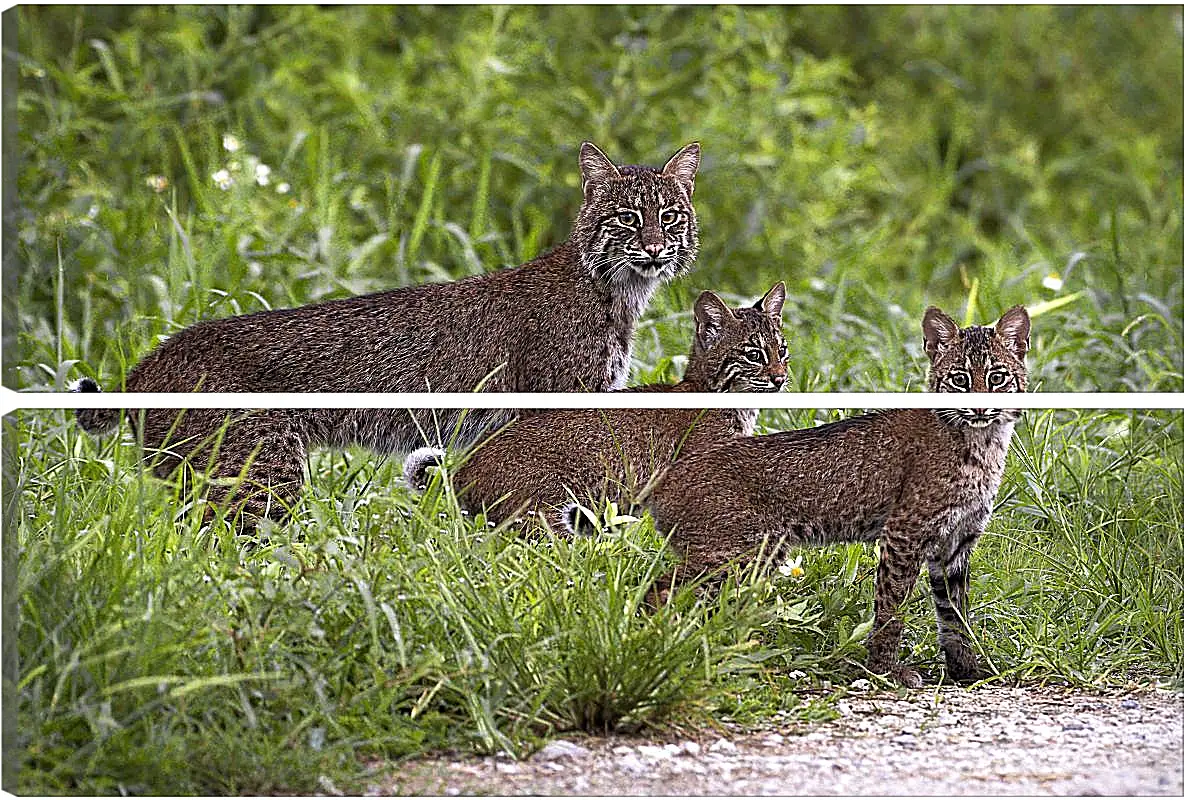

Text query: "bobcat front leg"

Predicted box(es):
[868, 513, 941, 688]
[928, 508, 991, 683]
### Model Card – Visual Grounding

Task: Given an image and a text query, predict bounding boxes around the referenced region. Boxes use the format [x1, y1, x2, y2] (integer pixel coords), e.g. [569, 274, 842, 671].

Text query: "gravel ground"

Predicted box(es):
[374, 686, 1183, 796]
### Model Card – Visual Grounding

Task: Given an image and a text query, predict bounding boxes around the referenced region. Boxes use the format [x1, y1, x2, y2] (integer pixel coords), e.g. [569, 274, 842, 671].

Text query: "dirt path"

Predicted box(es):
[376, 686, 1182, 796]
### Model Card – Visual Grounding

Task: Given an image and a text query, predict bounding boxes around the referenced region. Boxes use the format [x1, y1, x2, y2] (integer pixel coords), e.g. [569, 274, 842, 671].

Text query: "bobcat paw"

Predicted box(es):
[944, 651, 991, 685]
[891, 666, 924, 689]
[869, 661, 924, 689]
[946, 664, 993, 686]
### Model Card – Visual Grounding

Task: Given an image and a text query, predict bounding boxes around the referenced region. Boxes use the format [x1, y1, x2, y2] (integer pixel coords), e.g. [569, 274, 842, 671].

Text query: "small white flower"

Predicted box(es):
[145, 175, 169, 193]
[778, 554, 805, 580]
[254, 163, 271, 186]
[211, 169, 234, 190]
[276, 181, 291, 195]
[1042, 273, 1064, 292]
[222, 133, 241, 153]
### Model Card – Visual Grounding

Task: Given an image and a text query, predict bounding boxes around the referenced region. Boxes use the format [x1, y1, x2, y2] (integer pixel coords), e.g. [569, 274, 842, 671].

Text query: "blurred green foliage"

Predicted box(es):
[13, 5, 1183, 391]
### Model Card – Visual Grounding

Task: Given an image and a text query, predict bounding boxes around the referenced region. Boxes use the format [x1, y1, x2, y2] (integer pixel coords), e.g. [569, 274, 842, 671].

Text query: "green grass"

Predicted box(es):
[7, 5, 1184, 795]
[10, 408, 1183, 793]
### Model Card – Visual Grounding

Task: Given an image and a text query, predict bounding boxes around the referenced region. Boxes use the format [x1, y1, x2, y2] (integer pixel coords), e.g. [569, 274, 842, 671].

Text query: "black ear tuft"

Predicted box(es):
[755, 281, 786, 319]
[579, 141, 621, 196]
[693, 290, 735, 349]
[922, 306, 960, 361]
[994, 305, 1031, 359]
[661, 142, 701, 195]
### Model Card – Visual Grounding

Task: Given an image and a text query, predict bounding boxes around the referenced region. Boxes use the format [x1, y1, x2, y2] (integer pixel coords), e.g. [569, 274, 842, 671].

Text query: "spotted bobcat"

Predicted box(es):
[646, 305, 1030, 687]
[405, 282, 788, 531]
[74, 141, 701, 527]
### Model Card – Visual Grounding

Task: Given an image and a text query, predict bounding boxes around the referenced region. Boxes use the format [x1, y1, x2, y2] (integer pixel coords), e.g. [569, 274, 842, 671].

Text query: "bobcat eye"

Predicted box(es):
[948, 371, 971, 391]
[777, 343, 788, 359]
[660, 209, 679, 225]
[616, 210, 639, 227]
[987, 370, 1011, 390]
[744, 348, 766, 364]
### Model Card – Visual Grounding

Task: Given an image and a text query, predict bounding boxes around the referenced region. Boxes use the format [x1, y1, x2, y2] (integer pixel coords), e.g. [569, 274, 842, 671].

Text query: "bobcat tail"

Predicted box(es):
[560, 502, 593, 536]
[70, 377, 120, 435]
[404, 446, 446, 491]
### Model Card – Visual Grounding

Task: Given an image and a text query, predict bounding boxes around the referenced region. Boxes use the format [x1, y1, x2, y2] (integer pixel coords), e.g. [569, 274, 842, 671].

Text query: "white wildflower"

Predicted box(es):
[211, 169, 234, 191]
[276, 181, 291, 195]
[1042, 273, 1064, 292]
[254, 163, 271, 186]
[222, 133, 241, 153]
[778, 554, 805, 580]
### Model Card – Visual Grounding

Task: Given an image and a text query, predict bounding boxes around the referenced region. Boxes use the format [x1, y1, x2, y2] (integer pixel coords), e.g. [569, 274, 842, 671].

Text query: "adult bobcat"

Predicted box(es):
[405, 282, 788, 531]
[646, 305, 1030, 687]
[75, 141, 701, 526]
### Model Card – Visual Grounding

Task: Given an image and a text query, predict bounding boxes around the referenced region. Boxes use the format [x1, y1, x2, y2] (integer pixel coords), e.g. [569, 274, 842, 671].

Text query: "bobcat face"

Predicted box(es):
[572, 141, 700, 286]
[923, 305, 1030, 428]
[689, 282, 788, 392]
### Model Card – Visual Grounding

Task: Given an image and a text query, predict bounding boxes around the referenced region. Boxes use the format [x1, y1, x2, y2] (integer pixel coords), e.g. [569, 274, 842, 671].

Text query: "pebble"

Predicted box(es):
[850, 678, 873, 692]
[681, 741, 701, 756]
[618, 754, 647, 774]
[1120, 699, 1141, 710]
[638, 744, 672, 760]
[536, 739, 590, 760]
[710, 738, 738, 754]
[317, 775, 344, 796]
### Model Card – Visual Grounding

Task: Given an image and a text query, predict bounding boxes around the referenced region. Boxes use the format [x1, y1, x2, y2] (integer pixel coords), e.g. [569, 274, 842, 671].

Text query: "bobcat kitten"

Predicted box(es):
[646, 305, 1030, 687]
[405, 282, 788, 531]
[75, 141, 701, 526]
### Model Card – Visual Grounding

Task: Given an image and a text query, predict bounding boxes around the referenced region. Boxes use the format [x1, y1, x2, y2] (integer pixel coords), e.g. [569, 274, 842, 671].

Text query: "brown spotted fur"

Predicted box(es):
[405, 283, 788, 532]
[74, 142, 702, 527]
[645, 305, 1031, 687]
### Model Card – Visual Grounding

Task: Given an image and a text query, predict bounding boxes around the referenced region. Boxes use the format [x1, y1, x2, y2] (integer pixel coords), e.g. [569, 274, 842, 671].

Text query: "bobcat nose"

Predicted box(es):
[642, 242, 664, 259]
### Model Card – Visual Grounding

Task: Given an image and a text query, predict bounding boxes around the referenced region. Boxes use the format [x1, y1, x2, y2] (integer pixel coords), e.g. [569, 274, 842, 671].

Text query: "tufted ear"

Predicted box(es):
[754, 281, 786, 320]
[994, 305, 1030, 359]
[922, 306, 960, 362]
[579, 141, 621, 196]
[693, 290, 736, 349]
[661, 142, 701, 195]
